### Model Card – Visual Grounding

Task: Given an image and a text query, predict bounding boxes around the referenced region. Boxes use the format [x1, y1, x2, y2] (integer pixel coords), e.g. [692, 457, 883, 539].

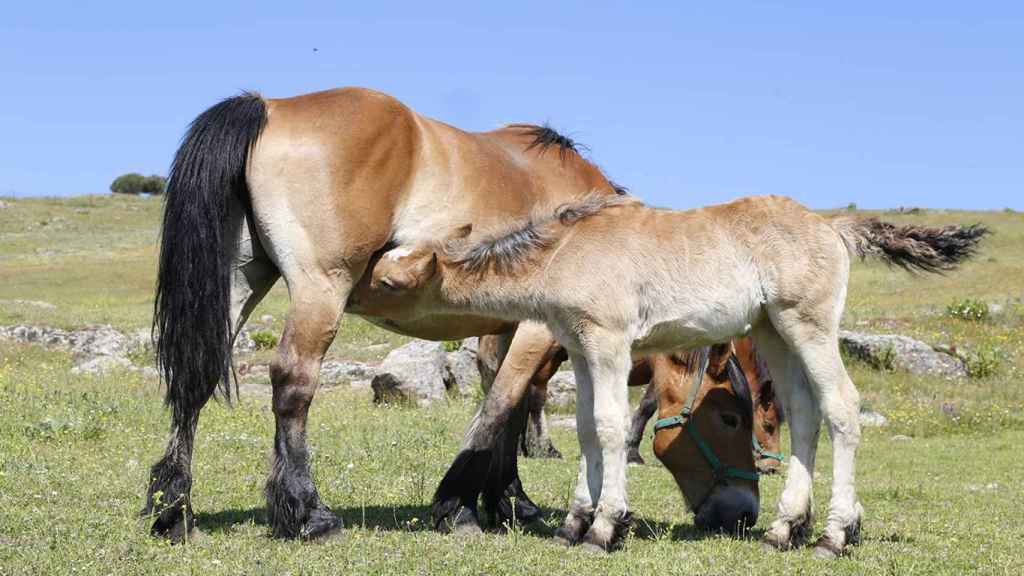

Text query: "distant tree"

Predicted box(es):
[141, 175, 167, 195]
[110, 173, 166, 195]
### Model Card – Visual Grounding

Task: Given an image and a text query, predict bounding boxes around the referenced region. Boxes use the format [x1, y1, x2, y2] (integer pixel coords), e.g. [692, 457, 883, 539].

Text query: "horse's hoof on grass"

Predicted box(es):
[812, 536, 843, 559]
[299, 508, 343, 541]
[579, 541, 608, 554]
[761, 530, 792, 551]
[434, 504, 481, 535]
[453, 521, 483, 537]
[552, 534, 574, 548]
[165, 523, 207, 545]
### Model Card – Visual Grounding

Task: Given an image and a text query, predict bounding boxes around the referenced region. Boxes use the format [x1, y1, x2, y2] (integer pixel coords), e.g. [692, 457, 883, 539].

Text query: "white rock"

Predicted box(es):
[859, 409, 888, 427]
[444, 338, 479, 397]
[839, 330, 967, 379]
[546, 371, 577, 408]
[321, 360, 378, 387]
[72, 355, 132, 375]
[371, 340, 448, 406]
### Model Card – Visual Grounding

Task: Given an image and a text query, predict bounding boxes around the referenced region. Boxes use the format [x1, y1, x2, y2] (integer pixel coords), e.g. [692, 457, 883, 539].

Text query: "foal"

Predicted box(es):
[369, 193, 986, 554]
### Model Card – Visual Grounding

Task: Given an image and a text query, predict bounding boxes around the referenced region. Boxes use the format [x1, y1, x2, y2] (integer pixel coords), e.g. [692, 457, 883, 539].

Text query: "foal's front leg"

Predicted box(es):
[580, 343, 634, 551]
[556, 342, 633, 552]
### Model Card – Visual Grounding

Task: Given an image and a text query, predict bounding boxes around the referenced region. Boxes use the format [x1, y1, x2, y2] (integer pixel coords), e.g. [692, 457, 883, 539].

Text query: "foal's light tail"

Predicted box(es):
[153, 92, 267, 421]
[830, 216, 989, 273]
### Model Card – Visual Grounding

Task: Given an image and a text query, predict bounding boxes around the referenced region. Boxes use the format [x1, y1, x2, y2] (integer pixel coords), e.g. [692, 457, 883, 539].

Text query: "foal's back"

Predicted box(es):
[535, 195, 847, 350]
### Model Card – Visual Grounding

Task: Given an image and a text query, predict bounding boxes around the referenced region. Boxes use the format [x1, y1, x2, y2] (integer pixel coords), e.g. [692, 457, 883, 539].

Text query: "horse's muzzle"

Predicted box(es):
[694, 485, 759, 533]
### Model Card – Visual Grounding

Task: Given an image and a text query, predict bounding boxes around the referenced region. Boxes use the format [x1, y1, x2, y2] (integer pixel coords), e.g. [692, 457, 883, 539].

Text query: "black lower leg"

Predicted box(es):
[483, 395, 541, 527]
[626, 381, 658, 465]
[521, 386, 562, 459]
[431, 449, 491, 532]
[265, 418, 340, 539]
[144, 411, 199, 542]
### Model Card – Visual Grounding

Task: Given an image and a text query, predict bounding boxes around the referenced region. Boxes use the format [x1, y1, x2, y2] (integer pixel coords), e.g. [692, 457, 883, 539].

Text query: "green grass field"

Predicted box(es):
[1, 196, 1022, 575]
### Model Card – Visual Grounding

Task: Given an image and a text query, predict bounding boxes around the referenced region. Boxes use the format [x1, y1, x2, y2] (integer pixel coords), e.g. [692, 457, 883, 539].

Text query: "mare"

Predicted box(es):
[147, 87, 637, 541]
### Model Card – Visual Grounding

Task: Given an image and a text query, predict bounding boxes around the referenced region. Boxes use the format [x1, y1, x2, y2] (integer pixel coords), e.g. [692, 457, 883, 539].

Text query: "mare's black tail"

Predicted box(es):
[153, 92, 267, 421]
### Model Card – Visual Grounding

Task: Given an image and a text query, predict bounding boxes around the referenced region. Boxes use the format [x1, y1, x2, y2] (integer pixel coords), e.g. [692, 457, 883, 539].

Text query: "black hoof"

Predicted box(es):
[300, 507, 343, 541]
[149, 515, 199, 544]
[553, 524, 581, 547]
[626, 448, 645, 466]
[812, 536, 842, 559]
[494, 492, 543, 527]
[433, 502, 481, 535]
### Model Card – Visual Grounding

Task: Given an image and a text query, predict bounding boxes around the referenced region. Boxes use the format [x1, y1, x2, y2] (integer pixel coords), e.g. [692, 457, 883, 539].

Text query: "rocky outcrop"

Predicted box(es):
[321, 360, 377, 388]
[371, 340, 449, 406]
[839, 330, 967, 379]
[444, 337, 479, 397]
[545, 371, 577, 408]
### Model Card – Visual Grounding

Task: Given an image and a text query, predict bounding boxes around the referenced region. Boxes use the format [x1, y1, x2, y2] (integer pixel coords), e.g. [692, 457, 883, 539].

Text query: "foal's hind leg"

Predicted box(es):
[145, 215, 278, 541]
[753, 324, 821, 550]
[265, 275, 350, 539]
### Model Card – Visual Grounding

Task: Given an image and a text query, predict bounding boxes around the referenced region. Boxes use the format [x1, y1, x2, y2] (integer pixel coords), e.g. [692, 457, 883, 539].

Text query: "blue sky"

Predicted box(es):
[2, 1, 1021, 209]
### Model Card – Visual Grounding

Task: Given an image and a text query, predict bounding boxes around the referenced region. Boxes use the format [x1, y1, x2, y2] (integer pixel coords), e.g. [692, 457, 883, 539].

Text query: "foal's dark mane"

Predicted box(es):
[449, 192, 638, 275]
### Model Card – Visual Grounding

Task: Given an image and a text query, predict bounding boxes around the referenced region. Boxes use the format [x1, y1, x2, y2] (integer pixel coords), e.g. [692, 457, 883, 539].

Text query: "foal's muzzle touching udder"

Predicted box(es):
[694, 485, 759, 532]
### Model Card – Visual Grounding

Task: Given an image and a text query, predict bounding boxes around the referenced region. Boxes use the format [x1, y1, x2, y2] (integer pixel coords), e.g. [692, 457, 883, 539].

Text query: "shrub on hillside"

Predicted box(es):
[110, 173, 166, 195]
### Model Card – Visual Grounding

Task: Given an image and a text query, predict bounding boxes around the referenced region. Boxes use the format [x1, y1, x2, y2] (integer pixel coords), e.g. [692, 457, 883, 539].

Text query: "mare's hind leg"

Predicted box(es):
[753, 323, 821, 550]
[265, 274, 350, 539]
[145, 214, 278, 541]
[626, 380, 657, 465]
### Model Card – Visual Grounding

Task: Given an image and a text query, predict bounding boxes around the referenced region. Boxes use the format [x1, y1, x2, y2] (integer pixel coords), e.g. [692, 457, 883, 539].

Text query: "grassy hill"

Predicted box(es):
[1, 195, 1022, 574]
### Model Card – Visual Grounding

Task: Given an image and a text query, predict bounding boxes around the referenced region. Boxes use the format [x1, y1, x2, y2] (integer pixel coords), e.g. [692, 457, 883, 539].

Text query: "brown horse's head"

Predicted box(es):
[732, 337, 784, 475]
[652, 343, 760, 532]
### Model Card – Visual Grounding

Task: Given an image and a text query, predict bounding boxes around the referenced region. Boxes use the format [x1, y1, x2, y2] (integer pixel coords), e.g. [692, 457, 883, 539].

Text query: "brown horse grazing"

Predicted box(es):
[366, 193, 986, 554]
[477, 334, 785, 472]
[626, 337, 785, 474]
[478, 333, 779, 528]
[147, 87, 635, 542]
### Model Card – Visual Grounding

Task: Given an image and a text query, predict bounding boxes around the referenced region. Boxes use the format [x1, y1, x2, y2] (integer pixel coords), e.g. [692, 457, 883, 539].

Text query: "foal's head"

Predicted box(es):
[651, 343, 761, 533]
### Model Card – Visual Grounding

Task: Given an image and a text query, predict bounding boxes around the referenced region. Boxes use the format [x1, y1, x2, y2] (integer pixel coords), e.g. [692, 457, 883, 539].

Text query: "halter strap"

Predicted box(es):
[752, 434, 785, 463]
[653, 347, 761, 483]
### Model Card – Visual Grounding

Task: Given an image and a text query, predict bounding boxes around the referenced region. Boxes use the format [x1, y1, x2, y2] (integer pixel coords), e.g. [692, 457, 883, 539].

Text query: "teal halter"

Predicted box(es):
[652, 348, 763, 483]
[752, 433, 785, 464]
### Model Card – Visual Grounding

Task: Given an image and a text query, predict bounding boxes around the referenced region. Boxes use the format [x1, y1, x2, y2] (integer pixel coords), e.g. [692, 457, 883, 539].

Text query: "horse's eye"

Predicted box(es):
[720, 413, 740, 429]
[379, 277, 397, 291]
[763, 423, 776, 435]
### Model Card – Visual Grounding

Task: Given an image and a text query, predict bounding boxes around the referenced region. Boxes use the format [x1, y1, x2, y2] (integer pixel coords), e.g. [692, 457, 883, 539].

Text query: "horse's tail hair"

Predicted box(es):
[830, 216, 989, 274]
[154, 92, 267, 421]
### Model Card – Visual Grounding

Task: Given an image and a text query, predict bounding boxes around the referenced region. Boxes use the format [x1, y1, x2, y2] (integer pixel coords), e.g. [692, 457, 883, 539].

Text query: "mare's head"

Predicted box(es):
[732, 336, 784, 475]
[651, 343, 761, 533]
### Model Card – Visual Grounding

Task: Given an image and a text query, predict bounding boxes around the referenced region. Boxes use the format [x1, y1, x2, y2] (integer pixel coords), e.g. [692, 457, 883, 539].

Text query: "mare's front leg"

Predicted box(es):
[432, 322, 555, 533]
[265, 275, 350, 539]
